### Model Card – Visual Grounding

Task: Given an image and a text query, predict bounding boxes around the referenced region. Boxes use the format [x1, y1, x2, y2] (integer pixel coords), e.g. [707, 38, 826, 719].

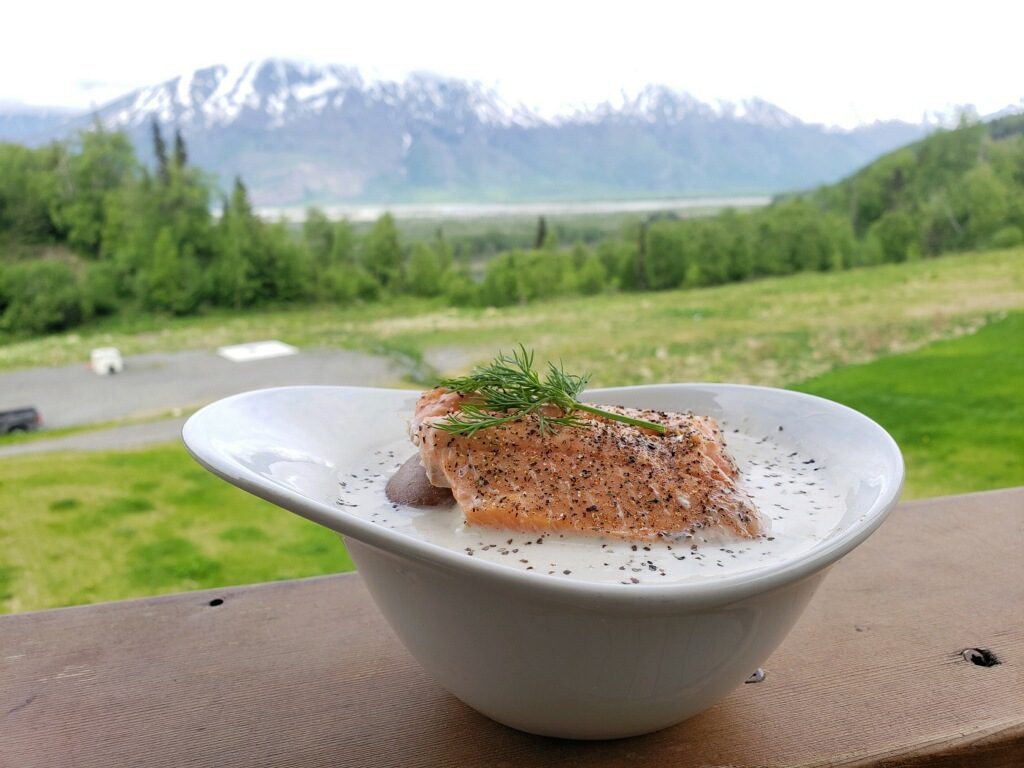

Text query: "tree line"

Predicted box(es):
[0, 122, 461, 333]
[1, 114, 1022, 335]
[468, 114, 1024, 305]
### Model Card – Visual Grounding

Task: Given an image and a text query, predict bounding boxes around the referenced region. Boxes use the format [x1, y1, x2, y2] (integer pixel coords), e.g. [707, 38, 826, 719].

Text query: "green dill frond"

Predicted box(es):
[435, 345, 666, 437]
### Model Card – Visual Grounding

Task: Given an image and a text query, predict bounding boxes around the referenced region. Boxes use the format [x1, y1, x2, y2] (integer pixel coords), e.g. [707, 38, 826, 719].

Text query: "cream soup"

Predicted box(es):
[336, 424, 843, 584]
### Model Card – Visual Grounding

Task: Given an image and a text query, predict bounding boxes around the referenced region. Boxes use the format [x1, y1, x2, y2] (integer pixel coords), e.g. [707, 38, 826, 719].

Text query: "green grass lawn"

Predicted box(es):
[795, 312, 1024, 499]
[0, 446, 351, 614]
[1, 248, 1022, 614]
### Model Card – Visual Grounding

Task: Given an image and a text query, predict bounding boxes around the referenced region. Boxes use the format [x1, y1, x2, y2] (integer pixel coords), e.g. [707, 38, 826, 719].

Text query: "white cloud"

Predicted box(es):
[2, 0, 1022, 126]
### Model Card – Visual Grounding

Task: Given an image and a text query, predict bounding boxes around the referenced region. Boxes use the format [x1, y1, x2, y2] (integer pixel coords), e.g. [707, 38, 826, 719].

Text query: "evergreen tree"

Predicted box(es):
[0, 142, 64, 242]
[161, 130, 215, 266]
[404, 242, 447, 296]
[98, 170, 161, 289]
[303, 207, 334, 264]
[434, 227, 453, 273]
[400, 228, 456, 297]
[541, 225, 559, 251]
[263, 220, 313, 303]
[302, 207, 337, 301]
[644, 221, 686, 289]
[720, 209, 756, 281]
[210, 180, 258, 309]
[330, 219, 356, 265]
[534, 216, 548, 249]
[361, 213, 401, 288]
[633, 221, 649, 290]
[58, 127, 138, 257]
[151, 120, 169, 185]
[173, 129, 188, 170]
[570, 242, 588, 269]
[142, 227, 200, 314]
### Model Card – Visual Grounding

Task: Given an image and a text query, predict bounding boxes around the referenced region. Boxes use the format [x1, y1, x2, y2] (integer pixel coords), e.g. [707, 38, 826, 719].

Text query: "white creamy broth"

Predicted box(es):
[335, 424, 845, 584]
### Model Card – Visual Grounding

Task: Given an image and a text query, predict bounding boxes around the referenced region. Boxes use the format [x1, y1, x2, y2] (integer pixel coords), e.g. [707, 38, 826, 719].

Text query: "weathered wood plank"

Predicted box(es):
[1, 488, 1022, 767]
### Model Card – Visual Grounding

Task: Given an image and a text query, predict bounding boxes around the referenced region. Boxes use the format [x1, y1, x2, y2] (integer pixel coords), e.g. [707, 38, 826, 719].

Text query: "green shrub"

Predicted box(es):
[0, 260, 83, 334]
[576, 253, 608, 295]
[990, 225, 1023, 249]
[443, 267, 477, 307]
[81, 262, 122, 318]
[139, 228, 201, 315]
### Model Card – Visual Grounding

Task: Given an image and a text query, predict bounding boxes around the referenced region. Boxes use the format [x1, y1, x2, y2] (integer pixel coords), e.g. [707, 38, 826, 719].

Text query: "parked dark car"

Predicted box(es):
[0, 407, 41, 434]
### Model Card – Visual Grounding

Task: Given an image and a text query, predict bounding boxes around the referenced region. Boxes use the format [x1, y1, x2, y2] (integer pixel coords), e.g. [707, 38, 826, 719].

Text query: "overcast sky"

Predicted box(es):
[4, 0, 1021, 127]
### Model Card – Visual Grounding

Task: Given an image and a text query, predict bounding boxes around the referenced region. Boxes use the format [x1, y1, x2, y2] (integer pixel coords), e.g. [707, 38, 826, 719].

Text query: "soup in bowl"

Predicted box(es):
[183, 384, 903, 739]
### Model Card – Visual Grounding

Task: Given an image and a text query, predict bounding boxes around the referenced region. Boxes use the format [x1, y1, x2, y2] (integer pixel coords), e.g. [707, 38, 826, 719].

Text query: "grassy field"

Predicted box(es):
[340, 249, 1024, 387]
[1, 248, 1022, 613]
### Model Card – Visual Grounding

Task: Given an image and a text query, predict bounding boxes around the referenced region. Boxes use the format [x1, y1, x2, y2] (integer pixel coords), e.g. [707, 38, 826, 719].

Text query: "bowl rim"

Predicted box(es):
[182, 383, 904, 611]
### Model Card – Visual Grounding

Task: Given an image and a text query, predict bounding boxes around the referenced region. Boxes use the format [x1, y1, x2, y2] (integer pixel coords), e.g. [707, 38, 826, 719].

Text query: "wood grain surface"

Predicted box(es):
[1, 488, 1022, 767]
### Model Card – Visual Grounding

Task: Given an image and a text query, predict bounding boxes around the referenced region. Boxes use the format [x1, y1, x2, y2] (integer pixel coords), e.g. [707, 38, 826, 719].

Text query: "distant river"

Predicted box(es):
[258, 196, 772, 223]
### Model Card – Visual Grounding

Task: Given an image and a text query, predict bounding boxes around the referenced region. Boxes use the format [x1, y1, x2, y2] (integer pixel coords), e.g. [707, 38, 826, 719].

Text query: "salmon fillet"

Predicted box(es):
[410, 388, 766, 541]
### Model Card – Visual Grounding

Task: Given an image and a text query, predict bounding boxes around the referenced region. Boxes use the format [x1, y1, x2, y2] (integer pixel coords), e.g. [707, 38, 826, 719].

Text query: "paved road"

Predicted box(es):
[0, 348, 403, 430]
[0, 416, 190, 457]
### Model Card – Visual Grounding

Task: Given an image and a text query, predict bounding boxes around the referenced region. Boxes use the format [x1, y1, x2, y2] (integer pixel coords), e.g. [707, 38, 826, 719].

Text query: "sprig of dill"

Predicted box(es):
[434, 346, 667, 437]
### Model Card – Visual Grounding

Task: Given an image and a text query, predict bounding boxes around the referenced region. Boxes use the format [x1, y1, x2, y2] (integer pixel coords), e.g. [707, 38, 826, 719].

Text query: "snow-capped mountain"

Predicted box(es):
[2, 59, 927, 206]
[92, 62, 814, 133]
[99, 60, 543, 132]
[573, 87, 801, 129]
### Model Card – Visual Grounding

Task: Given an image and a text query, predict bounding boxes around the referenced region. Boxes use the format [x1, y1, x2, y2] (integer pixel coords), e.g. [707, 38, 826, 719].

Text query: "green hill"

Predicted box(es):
[809, 114, 1024, 258]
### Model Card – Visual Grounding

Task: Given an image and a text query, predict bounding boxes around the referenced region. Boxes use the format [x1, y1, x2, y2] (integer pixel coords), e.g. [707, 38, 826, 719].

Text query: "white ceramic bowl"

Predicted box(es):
[183, 384, 903, 739]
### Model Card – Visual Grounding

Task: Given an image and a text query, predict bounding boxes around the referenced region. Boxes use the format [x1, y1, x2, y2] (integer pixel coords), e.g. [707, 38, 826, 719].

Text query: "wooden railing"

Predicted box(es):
[2, 488, 1022, 766]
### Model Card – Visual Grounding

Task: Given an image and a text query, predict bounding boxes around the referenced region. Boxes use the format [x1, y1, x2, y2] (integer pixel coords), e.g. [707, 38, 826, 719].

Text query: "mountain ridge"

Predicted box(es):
[0, 59, 929, 206]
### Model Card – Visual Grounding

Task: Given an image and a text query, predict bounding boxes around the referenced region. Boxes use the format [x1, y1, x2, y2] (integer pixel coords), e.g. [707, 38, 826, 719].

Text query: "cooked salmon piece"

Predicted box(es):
[409, 387, 767, 541]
